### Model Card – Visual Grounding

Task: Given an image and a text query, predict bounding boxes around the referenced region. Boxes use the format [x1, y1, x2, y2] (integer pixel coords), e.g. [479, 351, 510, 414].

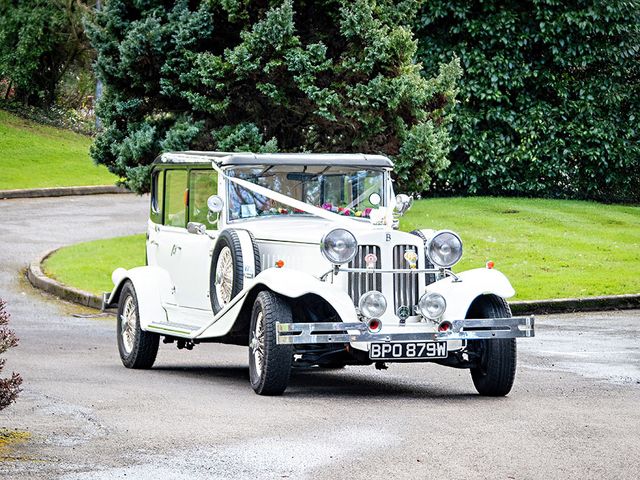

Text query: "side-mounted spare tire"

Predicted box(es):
[210, 229, 261, 313]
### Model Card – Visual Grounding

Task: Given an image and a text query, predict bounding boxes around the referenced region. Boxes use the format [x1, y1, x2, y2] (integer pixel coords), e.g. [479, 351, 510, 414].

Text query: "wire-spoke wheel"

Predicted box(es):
[249, 291, 293, 396]
[117, 281, 159, 369]
[120, 295, 137, 354]
[250, 311, 265, 378]
[215, 246, 234, 306]
[210, 230, 261, 313]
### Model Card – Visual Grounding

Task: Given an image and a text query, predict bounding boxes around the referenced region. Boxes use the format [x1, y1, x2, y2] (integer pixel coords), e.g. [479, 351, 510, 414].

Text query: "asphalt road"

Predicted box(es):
[1, 195, 639, 479]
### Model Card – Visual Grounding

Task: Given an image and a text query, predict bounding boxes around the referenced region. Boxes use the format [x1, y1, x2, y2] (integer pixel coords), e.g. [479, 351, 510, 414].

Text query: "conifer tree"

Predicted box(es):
[87, 0, 461, 194]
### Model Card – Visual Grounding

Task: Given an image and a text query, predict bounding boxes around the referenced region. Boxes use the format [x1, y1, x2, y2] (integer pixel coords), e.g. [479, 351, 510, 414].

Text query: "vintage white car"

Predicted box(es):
[104, 151, 534, 396]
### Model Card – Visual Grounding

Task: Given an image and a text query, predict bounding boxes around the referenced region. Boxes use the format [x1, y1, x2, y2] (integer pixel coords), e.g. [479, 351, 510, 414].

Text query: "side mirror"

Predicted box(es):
[207, 195, 224, 213]
[394, 194, 413, 216]
[187, 222, 206, 235]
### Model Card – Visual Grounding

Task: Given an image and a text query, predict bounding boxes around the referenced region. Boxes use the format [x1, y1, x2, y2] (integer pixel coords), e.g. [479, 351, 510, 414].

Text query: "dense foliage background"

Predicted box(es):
[1, 0, 637, 202]
[0, 0, 95, 109]
[417, 0, 640, 203]
[86, 0, 461, 193]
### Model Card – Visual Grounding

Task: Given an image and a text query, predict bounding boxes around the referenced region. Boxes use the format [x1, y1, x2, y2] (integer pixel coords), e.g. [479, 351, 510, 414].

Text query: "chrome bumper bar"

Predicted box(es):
[276, 316, 535, 345]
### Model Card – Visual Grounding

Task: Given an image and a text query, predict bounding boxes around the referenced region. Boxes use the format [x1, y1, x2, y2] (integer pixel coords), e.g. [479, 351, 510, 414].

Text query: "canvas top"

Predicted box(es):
[154, 151, 393, 168]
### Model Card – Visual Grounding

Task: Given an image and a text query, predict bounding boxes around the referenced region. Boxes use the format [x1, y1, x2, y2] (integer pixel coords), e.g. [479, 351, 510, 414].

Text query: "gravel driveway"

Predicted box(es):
[0, 195, 639, 479]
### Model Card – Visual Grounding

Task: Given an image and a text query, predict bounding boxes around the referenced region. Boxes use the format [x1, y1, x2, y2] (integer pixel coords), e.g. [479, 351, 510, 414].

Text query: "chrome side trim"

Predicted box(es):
[339, 267, 451, 275]
[276, 316, 535, 345]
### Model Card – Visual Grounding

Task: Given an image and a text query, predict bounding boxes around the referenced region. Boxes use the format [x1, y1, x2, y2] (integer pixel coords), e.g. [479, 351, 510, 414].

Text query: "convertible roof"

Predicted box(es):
[154, 151, 393, 168]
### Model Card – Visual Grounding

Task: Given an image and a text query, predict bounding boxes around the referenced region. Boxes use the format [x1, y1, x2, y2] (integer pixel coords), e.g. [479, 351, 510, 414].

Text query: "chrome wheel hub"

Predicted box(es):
[215, 246, 234, 306]
[120, 295, 136, 354]
[251, 311, 265, 378]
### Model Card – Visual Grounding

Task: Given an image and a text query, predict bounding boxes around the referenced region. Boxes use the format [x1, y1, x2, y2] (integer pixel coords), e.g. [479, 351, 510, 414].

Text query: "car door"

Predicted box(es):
[170, 169, 219, 311]
[154, 168, 189, 307]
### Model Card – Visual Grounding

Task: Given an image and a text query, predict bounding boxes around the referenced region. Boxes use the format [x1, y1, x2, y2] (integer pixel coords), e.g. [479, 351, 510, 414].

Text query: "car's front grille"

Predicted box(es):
[348, 245, 381, 307]
[424, 259, 436, 286]
[393, 245, 420, 313]
[348, 243, 435, 317]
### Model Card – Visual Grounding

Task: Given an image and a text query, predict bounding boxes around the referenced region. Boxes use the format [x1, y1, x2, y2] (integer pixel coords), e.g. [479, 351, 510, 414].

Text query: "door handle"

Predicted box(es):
[171, 244, 182, 256]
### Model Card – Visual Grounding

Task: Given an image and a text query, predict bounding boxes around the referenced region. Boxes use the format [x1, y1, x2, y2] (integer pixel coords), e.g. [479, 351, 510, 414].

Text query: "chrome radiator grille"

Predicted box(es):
[347, 245, 381, 306]
[393, 245, 420, 312]
[424, 259, 436, 286]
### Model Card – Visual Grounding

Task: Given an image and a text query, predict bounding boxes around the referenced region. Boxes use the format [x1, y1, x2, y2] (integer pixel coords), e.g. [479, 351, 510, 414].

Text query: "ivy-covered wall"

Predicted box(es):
[87, 0, 461, 194]
[417, 0, 640, 203]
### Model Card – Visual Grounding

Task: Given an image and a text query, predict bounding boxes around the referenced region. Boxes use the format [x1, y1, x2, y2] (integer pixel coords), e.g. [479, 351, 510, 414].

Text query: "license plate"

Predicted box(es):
[369, 342, 448, 360]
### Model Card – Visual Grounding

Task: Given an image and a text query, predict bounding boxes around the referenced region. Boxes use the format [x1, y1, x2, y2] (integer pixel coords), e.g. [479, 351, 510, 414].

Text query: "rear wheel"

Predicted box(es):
[467, 295, 517, 396]
[249, 291, 293, 395]
[117, 281, 159, 369]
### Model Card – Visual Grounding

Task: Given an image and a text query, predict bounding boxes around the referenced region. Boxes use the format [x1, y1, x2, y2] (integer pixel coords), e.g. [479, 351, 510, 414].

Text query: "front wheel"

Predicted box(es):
[248, 291, 293, 395]
[467, 295, 517, 396]
[117, 281, 159, 369]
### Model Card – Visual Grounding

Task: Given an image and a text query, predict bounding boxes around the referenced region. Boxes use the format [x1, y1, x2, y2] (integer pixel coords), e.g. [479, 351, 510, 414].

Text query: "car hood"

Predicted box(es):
[233, 216, 372, 244]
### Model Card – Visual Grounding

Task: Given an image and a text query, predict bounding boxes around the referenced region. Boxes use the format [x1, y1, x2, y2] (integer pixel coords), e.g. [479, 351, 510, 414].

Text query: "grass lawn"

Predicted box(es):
[0, 109, 117, 189]
[43, 234, 147, 296]
[43, 197, 640, 300]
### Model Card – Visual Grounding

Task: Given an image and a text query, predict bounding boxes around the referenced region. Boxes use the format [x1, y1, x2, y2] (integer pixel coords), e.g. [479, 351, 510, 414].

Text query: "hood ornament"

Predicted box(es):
[364, 253, 377, 269]
[404, 250, 418, 269]
[396, 305, 410, 323]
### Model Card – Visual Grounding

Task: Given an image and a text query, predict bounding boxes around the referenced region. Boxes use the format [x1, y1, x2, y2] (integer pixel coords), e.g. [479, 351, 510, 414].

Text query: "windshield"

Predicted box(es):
[226, 165, 386, 221]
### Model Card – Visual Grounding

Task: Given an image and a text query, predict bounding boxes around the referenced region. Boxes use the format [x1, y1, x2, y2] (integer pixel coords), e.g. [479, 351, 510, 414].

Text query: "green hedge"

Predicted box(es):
[417, 0, 640, 203]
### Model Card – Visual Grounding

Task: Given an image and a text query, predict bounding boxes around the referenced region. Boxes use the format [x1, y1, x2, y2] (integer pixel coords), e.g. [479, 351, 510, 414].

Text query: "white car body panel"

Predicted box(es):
[195, 267, 359, 339]
[109, 264, 360, 339]
[428, 268, 515, 320]
[109, 266, 173, 328]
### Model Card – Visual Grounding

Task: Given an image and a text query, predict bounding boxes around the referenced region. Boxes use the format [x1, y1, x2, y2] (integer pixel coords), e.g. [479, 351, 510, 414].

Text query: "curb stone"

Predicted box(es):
[27, 248, 104, 310]
[510, 295, 640, 315]
[1, 185, 130, 200]
[27, 248, 640, 315]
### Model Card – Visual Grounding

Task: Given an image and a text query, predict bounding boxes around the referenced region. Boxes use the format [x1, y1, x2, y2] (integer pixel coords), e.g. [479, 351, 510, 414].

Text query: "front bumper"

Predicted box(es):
[276, 316, 534, 345]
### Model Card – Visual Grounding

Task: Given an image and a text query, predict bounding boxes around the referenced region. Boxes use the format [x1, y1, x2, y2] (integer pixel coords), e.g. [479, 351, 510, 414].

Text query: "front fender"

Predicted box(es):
[251, 268, 358, 323]
[195, 267, 358, 340]
[106, 266, 173, 329]
[427, 268, 515, 320]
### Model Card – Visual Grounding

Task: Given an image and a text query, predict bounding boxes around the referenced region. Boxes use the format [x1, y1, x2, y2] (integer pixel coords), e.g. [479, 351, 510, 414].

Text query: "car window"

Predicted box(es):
[164, 170, 187, 228]
[150, 170, 164, 223]
[189, 170, 218, 228]
[227, 166, 384, 220]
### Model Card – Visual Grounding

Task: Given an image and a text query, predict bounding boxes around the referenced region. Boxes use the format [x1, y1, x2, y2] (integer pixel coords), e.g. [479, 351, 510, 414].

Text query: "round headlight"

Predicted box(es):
[427, 230, 463, 268]
[418, 292, 447, 319]
[358, 291, 387, 318]
[321, 228, 358, 264]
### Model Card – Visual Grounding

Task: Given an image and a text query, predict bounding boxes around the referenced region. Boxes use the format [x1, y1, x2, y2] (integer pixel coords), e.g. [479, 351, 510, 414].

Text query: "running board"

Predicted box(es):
[147, 322, 200, 337]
